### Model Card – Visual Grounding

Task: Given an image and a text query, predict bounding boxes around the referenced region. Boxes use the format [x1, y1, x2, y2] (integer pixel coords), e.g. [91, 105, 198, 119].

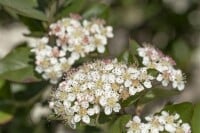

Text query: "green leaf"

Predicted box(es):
[122, 91, 146, 107]
[0, 110, 13, 125]
[129, 39, 140, 56]
[0, 45, 41, 83]
[83, 3, 109, 19]
[0, 0, 47, 21]
[84, 125, 101, 133]
[128, 39, 140, 65]
[98, 112, 113, 124]
[191, 103, 200, 133]
[109, 115, 131, 133]
[56, 0, 86, 19]
[0, 80, 12, 99]
[138, 88, 179, 104]
[163, 102, 193, 123]
[118, 51, 130, 64]
[0, 102, 15, 125]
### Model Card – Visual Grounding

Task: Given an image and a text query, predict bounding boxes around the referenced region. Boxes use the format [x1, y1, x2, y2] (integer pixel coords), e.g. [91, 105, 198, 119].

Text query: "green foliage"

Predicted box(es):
[83, 3, 109, 19]
[191, 103, 200, 133]
[0, 45, 41, 83]
[138, 88, 179, 104]
[0, 0, 199, 132]
[56, 0, 86, 19]
[163, 102, 193, 123]
[0, 0, 47, 21]
[108, 115, 131, 133]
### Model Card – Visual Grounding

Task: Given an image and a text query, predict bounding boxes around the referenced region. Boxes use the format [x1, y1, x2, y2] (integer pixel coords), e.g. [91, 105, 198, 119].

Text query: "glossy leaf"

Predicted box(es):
[191, 103, 200, 133]
[109, 115, 131, 133]
[0, 45, 41, 83]
[163, 102, 193, 123]
[0, 0, 47, 21]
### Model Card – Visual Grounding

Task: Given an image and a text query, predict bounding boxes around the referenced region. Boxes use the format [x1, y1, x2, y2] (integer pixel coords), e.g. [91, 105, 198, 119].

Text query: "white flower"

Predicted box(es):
[145, 115, 164, 133]
[172, 70, 185, 91]
[126, 110, 191, 133]
[91, 34, 107, 53]
[32, 15, 114, 84]
[126, 116, 145, 133]
[137, 45, 186, 91]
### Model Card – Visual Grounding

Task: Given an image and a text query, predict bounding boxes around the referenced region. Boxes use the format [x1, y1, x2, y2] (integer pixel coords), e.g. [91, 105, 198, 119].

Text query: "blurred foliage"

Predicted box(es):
[0, 0, 200, 132]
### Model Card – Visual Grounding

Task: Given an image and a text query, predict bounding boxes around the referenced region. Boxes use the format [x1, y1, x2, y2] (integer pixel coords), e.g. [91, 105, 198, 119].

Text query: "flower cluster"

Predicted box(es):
[31, 15, 113, 84]
[126, 111, 191, 133]
[49, 59, 155, 128]
[137, 45, 186, 91]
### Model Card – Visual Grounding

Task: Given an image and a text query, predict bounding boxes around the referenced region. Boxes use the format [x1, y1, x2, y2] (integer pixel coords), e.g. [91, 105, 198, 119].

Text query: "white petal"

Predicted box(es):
[156, 74, 163, 81]
[104, 106, 112, 115]
[143, 81, 152, 88]
[99, 97, 107, 106]
[87, 108, 95, 116]
[82, 115, 90, 124]
[97, 45, 105, 53]
[129, 87, 137, 95]
[73, 114, 81, 123]
[113, 103, 121, 112]
[165, 124, 176, 132]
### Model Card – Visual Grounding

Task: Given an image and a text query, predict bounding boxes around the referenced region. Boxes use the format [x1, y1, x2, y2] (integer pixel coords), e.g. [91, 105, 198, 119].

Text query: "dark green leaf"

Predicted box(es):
[98, 112, 113, 124]
[0, 80, 12, 99]
[56, 0, 86, 19]
[84, 125, 101, 133]
[122, 91, 146, 107]
[163, 102, 193, 123]
[109, 115, 131, 133]
[191, 103, 200, 133]
[0, 0, 47, 21]
[0, 45, 41, 83]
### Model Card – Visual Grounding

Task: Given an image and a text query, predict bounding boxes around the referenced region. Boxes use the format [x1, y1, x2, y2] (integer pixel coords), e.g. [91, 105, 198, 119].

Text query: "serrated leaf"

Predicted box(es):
[0, 45, 41, 83]
[0, 0, 47, 21]
[109, 115, 131, 133]
[163, 102, 193, 123]
[191, 103, 200, 133]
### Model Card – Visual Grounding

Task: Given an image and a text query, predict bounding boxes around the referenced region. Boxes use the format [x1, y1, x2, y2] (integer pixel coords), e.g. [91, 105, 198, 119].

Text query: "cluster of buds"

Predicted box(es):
[126, 111, 191, 133]
[31, 14, 113, 84]
[137, 45, 186, 91]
